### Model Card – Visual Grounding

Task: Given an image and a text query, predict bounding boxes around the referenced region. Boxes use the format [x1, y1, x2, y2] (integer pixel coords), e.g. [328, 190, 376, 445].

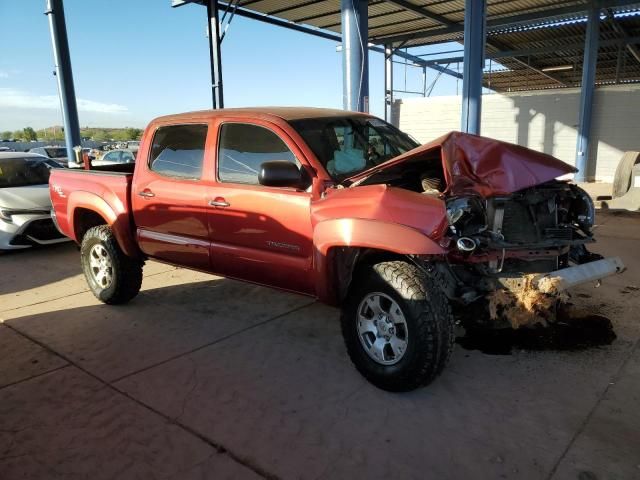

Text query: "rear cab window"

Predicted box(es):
[149, 124, 208, 180]
[217, 123, 300, 185]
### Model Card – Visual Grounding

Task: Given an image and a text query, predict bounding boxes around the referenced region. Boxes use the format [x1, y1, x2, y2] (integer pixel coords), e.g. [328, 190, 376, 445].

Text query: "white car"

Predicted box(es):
[0, 152, 70, 250]
[92, 149, 136, 167]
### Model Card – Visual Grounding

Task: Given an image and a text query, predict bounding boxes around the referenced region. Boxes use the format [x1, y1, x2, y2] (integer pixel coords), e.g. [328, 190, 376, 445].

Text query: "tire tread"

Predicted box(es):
[81, 225, 142, 305]
[341, 260, 454, 392]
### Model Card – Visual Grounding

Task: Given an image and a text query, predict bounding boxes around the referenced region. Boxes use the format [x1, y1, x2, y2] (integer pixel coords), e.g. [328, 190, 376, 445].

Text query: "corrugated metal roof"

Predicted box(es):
[229, 0, 640, 92]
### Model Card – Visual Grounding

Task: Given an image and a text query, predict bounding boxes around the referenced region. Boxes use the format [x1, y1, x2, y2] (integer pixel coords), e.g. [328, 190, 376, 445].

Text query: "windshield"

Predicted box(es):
[0, 158, 52, 188]
[44, 147, 67, 159]
[289, 116, 419, 182]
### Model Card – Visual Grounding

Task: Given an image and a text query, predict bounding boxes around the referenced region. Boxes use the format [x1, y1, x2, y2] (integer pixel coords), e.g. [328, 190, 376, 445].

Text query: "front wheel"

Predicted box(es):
[81, 225, 142, 304]
[341, 261, 454, 392]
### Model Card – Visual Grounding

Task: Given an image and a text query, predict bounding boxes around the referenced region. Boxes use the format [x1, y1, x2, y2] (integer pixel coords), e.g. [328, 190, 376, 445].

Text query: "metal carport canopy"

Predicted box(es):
[174, 0, 640, 92]
[172, 0, 640, 182]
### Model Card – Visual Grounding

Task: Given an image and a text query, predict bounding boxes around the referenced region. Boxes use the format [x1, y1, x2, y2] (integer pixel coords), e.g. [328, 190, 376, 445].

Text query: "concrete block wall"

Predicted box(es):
[392, 85, 640, 182]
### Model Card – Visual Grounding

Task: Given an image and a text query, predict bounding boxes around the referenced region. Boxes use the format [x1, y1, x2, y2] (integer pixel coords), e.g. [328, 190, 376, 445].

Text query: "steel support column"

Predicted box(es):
[384, 45, 393, 122]
[575, 4, 600, 182]
[461, 0, 486, 134]
[45, 0, 81, 162]
[207, 0, 224, 108]
[340, 0, 369, 112]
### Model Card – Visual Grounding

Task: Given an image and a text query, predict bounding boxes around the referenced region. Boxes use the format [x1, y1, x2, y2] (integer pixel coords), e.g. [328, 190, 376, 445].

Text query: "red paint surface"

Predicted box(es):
[347, 131, 577, 197]
[50, 109, 576, 304]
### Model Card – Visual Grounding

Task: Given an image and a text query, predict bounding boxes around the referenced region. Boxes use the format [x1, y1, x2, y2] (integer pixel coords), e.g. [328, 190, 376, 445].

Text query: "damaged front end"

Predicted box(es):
[423, 181, 625, 328]
[346, 131, 625, 328]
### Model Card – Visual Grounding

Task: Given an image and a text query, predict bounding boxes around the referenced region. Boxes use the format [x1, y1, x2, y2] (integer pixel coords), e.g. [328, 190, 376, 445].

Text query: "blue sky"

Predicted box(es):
[0, 0, 462, 130]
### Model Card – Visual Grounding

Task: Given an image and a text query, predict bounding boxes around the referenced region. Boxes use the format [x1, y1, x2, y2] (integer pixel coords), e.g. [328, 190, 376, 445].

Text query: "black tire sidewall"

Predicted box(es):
[342, 261, 452, 391]
[81, 228, 120, 302]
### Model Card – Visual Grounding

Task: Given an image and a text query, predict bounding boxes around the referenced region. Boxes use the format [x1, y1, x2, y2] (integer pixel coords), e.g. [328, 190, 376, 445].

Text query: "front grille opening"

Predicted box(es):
[22, 219, 65, 242]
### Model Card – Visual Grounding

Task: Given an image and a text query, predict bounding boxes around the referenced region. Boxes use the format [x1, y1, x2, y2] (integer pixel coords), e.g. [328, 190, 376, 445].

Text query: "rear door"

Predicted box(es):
[132, 123, 212, 270]
[207, 120, 315, 294]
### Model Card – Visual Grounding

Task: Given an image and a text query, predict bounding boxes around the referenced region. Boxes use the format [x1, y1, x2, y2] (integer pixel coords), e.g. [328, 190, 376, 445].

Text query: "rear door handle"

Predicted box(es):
[138, 190, 155, 198]
[209, 199, 230, 207]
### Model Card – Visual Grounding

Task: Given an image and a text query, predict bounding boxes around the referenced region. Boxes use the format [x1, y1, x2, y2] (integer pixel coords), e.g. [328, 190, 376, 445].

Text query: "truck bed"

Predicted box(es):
[49, 167, 134, 245]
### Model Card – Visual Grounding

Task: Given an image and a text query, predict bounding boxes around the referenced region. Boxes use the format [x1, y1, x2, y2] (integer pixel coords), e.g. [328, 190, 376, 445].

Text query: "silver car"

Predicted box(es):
[28, 145, 84, 168]
[92, 149, 136, 167]
[0, 152, 70, 250]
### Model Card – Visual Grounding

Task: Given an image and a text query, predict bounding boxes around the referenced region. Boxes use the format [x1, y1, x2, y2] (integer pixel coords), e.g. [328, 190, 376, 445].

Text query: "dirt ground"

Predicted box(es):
[1, 210, 639, 480]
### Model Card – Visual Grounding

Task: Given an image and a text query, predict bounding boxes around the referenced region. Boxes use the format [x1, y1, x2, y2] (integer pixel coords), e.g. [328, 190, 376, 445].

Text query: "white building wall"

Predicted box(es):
[392, 85, 640, 182]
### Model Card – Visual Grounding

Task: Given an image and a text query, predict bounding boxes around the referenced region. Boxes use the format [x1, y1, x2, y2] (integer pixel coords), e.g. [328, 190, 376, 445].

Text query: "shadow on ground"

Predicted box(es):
[0, 242, 79, 296]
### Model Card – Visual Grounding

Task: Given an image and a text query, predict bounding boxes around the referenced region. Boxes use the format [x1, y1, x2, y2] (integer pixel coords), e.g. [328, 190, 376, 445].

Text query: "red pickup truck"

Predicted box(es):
[50, 107, 623, 391]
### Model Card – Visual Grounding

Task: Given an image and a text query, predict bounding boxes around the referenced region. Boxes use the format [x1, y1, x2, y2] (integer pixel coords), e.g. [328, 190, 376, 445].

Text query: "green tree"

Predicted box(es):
[1, 131, 11, 140]
[12, 130, 23, 141]
[111, 129, 129, 142]
[22, 127, 37, 142]
[125, 128, 143, 140]
[91, 130, 110, 142]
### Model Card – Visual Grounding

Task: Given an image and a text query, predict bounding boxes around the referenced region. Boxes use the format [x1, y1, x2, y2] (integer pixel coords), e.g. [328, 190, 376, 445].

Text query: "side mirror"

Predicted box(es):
[259, 160, 304, 188]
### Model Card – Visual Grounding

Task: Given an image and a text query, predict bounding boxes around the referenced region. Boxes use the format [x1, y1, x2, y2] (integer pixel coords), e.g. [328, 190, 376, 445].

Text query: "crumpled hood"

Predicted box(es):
[0, 184, 52, 210]
[349, 131, 577, 197]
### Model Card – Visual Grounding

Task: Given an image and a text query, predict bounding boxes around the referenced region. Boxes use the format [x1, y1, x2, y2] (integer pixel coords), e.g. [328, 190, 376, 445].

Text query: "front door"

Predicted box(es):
[207, 121, 314, 294]
[132, 123, 211, 270]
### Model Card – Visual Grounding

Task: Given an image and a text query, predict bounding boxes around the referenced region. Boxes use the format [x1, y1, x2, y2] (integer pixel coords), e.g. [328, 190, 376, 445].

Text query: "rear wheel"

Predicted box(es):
[80, 225, 142, 304]
[341, 260, 454, 392]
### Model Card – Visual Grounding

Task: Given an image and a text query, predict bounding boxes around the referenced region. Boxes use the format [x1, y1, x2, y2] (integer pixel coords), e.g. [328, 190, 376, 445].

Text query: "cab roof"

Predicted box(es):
[151, 107, 373, 124]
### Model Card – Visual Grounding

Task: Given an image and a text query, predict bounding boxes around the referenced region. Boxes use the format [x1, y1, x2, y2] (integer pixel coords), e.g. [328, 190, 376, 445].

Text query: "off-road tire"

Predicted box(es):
[341, 260, 455, 392]
[612, 151, 640, 198]
[80, 225, 142, 304]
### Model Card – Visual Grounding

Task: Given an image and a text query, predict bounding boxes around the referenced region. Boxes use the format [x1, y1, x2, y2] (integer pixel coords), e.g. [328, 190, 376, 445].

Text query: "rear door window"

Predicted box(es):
[149, 124, 207, 179]
[217, 123, 299, 185]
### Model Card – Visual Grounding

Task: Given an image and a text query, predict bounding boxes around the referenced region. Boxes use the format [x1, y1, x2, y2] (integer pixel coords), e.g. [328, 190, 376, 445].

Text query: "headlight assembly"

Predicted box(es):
[570, 186, 595, 231]
[0, 208, 13, 223]
[0, 208, 50, 223]
[445, 196, 487, 236]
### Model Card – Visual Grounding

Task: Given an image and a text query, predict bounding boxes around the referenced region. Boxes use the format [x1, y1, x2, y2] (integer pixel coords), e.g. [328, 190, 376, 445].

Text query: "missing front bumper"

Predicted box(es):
[487, 256, 625, 328]
[534, 257, 625, 294]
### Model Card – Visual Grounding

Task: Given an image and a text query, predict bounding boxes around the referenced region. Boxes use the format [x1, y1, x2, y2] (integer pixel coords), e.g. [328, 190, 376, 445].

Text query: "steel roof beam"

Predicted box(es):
[383, 0, 568, 85]
[419, 35, 640, 65]
[486, 38, 567, 86]
[371, 0, 640, 45]
[606, 9, 640, 65]
[173, 0, 464, 81]
[385, 0, 456, 27]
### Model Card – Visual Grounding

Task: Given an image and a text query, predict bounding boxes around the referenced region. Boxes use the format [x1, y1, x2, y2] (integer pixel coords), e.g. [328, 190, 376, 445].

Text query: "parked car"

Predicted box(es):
[125, 141, 140, 154]
[91, 149, 136, 167]
[28, 145, 80, 168]
[49, 107, 623, 391]
[0, 152, 69, 250]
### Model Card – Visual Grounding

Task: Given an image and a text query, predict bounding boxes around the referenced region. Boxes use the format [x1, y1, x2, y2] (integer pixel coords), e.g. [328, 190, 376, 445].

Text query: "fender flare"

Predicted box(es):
[67, 191, 139, 258]
[313, 218, 445, 304]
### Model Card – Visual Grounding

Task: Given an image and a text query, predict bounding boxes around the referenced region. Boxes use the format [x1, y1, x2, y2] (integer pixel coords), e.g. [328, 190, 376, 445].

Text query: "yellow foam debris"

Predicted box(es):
[487, 274, 567, 329]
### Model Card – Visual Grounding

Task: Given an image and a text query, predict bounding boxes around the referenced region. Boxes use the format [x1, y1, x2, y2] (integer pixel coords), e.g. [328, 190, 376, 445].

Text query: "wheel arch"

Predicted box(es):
[313, 218, 445, 305]
[68, 191, 139, 258]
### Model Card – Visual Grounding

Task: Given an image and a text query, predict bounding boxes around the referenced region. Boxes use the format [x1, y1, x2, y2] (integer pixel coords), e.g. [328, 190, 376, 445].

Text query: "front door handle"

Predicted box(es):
[138, 190, 155, 198]
[209, 199, 230, 207]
